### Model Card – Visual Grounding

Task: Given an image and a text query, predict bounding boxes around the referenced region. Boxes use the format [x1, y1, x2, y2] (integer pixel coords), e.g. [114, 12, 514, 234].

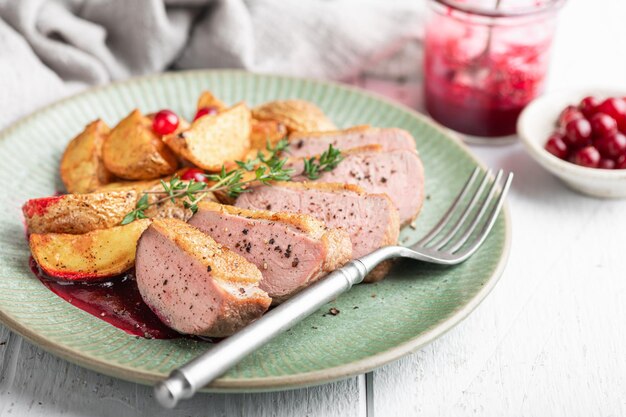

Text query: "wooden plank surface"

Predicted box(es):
[0, 326, 363, 416]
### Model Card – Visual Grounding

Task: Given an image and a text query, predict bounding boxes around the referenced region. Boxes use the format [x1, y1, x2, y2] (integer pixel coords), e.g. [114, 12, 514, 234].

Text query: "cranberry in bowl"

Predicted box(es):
[518, 89, 626, 198]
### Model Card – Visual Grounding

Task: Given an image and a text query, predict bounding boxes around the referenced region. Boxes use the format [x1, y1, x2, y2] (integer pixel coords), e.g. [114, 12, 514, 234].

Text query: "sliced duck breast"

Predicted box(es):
[288, 126, 416, 157]
[290, 146, 425, 226]
[135, 218, 271, 337]
[188, 202, 352, 303]
[235, 182, 400, 259]
[235, 182, 400, 282]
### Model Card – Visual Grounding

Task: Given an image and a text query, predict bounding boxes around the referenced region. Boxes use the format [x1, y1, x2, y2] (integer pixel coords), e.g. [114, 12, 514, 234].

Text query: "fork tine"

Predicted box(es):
[446, 169, 504, 253]
[452, 173, 513, 262]
[429, 169, 495, 250]
[448, 171, 511, 254]
[416, 167, 481, 246]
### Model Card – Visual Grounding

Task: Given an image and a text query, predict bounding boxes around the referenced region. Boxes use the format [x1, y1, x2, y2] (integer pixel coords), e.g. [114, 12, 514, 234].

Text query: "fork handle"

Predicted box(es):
[155, 248, 398, 408]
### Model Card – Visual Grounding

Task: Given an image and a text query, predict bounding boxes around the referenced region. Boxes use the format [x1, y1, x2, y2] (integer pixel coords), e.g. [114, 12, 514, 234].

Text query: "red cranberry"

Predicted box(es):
[564, 118, 592, 147]
[595, 132, 626, 159]
[616, 154, 626, 169]
[193, 106, 219, 121]
[545, 133, 569, 159]
[590, 113, 618, 138]
[599, 158, 616, 169]
[558, 105, 584, 128]
[572, 146, 601, 168]
[579, 96, 600, 118]
[152, 110, 179, 135]
[597, 98, 626, 131]
[180, 168, 208, 183]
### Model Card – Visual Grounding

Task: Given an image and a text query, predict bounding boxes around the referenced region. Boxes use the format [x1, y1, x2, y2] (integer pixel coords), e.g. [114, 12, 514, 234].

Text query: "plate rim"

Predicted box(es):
[0, 69, 512, 392]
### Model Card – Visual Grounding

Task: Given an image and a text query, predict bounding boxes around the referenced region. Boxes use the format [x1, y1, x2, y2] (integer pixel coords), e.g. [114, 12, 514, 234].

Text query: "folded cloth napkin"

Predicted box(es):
[0, 0, 423, 129]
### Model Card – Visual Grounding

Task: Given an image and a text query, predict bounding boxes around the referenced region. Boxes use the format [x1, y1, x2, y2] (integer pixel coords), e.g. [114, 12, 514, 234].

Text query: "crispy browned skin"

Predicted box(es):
[60, 120, 113, 193]
[136, 219, 271, 337]
[22, 191, 137, 234]
[252, 100, 336, 133]
[197, 91, 227, 111]
[29, 219, 151, 280]
[102, 110, 179, 180]
[164, 103, 251, 171]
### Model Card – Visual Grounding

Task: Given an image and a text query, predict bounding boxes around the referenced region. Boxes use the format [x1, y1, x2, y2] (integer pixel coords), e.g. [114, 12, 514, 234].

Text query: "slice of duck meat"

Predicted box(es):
[135, 218, 271, 337]
[288, 126, 417, 157]
[188, 201, 352, 303]
[235, 182, 399, 282]
[290, 146, 425, 226]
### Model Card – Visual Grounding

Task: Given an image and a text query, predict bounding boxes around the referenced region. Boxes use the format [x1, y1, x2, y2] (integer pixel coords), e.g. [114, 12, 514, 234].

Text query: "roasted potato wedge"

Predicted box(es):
[252, 100, 336, 133]
[95, 179, 162, 194]
[249, 119, 288, 151]
[30, 219, 151, 281]
[102, 110, 179, 180]
[164, 103, 251, 171]
[95, 174, 217, 221]
[60, 120, 113, 194]
[197, 91, 227, 112]
[22, 191, 137, 234]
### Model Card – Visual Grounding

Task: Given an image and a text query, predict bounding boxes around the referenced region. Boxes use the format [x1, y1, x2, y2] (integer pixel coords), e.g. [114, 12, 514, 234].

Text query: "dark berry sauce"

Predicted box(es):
[30, 257, 181, 339]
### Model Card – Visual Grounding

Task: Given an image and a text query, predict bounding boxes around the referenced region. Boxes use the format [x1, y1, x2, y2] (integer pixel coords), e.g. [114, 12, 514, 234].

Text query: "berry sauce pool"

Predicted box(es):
[30, 257, 181, 339]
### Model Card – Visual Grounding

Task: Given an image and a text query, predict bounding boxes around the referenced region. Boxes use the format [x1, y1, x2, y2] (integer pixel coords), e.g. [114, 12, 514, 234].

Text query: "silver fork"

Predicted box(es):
[155, 168, 513, 408]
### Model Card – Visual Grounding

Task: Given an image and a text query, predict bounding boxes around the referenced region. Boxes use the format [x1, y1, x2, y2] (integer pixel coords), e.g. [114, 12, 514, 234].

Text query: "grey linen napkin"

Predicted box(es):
[0, 0, 423, 129]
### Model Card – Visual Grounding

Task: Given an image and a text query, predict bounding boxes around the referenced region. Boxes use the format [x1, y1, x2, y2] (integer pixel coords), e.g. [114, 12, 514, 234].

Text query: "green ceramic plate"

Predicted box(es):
[0, 70, 510, 392]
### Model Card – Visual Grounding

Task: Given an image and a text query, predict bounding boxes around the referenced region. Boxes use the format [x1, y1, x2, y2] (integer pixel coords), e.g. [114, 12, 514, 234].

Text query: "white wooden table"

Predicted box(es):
[2, 0, 626, 415]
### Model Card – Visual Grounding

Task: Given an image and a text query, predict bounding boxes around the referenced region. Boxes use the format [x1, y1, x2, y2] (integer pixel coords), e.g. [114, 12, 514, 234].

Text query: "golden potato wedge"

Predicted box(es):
[30, 219, 151, 281]
[249, 119, 288, 151]
[22, 191, 137, 234]
[197, 91, 227, 112]
[95, 173, 217, 221]
[163, 103, 251, 171]
[252, 100, 336, 133]
[60, 120, 113, 194]
[102, 110, 179, 180]
[95, 179, 162, 194]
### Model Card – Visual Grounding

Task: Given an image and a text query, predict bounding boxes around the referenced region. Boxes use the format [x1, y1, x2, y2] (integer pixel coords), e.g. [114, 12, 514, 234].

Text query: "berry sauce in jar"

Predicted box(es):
[424, 0, 564, 141]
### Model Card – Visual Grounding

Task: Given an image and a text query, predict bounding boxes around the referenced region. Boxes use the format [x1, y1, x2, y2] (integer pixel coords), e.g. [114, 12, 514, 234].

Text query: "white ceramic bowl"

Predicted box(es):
[518, 89, 626, 198]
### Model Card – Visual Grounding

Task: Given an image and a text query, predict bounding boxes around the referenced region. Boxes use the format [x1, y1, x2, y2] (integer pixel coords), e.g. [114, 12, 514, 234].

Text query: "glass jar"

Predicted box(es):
[424, 0, 565, 142]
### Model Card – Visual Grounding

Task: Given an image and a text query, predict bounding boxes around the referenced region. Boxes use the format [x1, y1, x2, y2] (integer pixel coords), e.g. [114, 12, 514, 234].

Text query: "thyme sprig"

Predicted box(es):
[303, 144, 343, 180]
[121, 140, 343, 224]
